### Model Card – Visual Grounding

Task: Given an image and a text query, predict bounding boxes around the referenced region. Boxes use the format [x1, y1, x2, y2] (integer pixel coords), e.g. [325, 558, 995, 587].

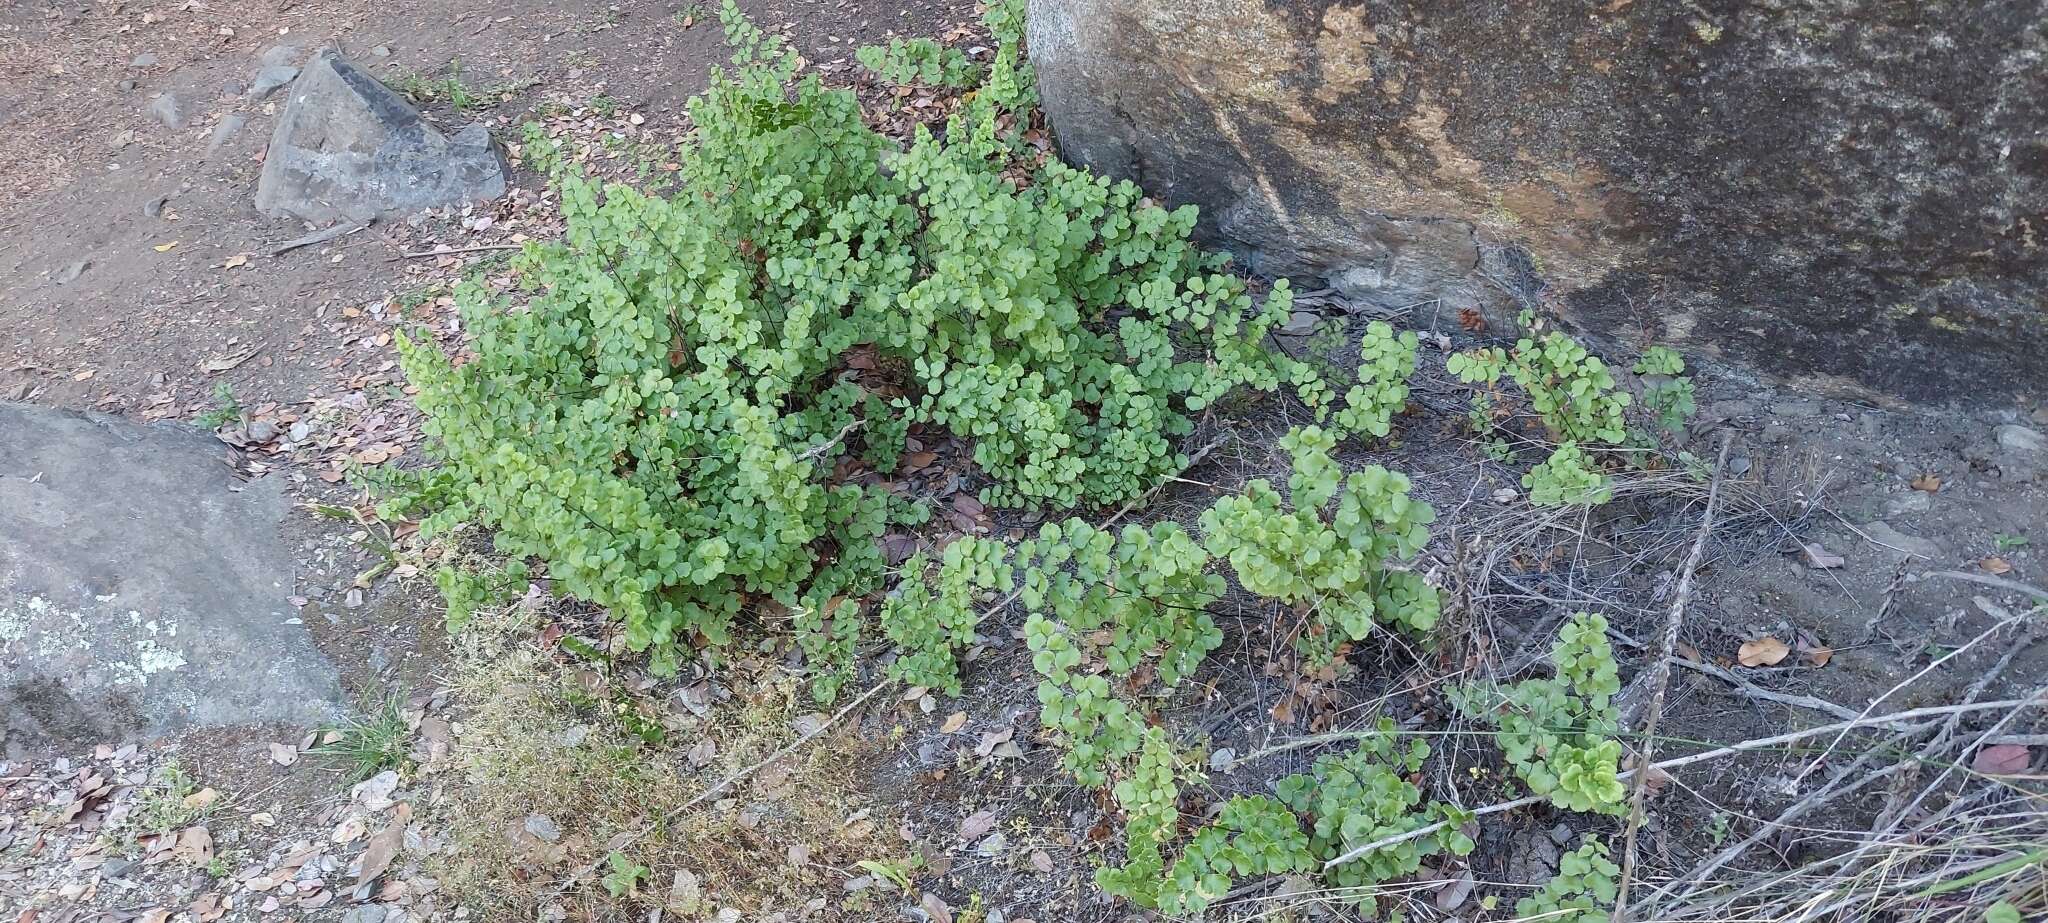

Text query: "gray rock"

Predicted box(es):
[146, 92, 185, 129]
[118, 78, 137, 91]
[1883, 490, 1932, 517]
[101, 856, 140, 879]
[1278, 309, 1322, 338]
[1, 404, 344, 759]
[204, 114, 246, 158]
[523, 813, 562, 842]
[254, 50, 508, 223]
[1029, 0, 2048, 406]
[1995, 425, 2046, 454]
[258, 44, 301, 69]
[129, 53, 157, 69]
[1859, 521, 1943, 561]
[1771, 400, 1822, 419]
[247, 65, 299, 100]
[54, 259, 89, 285]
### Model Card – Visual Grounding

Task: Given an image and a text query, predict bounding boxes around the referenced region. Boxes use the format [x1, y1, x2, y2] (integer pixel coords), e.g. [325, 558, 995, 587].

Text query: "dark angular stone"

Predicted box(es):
[254, 50, 508, 223]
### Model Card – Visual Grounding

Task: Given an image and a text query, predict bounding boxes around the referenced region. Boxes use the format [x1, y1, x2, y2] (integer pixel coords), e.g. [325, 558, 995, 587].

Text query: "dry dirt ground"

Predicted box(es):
[4, 1, 2047, 922]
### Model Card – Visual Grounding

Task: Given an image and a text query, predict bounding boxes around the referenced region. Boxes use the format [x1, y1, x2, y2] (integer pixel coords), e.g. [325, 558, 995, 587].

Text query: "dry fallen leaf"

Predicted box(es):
[1737, 636, 1791, 667]
[939, 711, 968, 734]
[1982, 556, 2013, 575]
[171, 825, 214, 864]
[153, 241, 179, 252]
[1910, 473, 1941, 493]
[351, 770, 401, 811]
[1434, 873, 1476, 911]
[222, 252, 249, 269]
[268, 742, 298, 766]
[1803, 646, 1834, 667]
[180, 787, 219, 811]
[974, 727, 1015, 758]
[686, 737, 717, 769]
[919, 892, 954, 923]
[188, 892, 224, 923]
[957, 809, 998, 844]
[353, 802, 412, 885]
[330, 815, 368, 844]
[202, 347, 260, 373]
[1030, 850, 1055, 874]
[1972, 744, 2032, 775]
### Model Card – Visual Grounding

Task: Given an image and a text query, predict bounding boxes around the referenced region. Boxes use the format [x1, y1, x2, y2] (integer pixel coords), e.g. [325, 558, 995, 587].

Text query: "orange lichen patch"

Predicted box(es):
[1312, 4, 1378, 105]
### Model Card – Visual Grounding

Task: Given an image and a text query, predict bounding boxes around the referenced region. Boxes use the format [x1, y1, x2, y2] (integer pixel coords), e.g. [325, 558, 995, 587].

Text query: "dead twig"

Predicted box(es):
[1787, 691, 2048, 923]
[1921, 570, 2048, 603]
[1319, 696, 2037, 871]
[1791, 598, 2040, 786]
[795, 418, 865, 462]
[271, 217, 373, 256]
[1613, 432, 1733, 920]
[1668, 657, 1868, 723]
[396, 242, 527, 259]
[1640, 726, 1924, 913]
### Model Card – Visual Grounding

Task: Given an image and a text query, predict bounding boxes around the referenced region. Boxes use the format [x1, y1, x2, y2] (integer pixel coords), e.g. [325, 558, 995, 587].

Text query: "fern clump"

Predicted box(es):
[856, 37, 980, 88]
[1633, 345, 1696, 435]
[1096, 722, 1474, 915]
[1274, 724, 1476, 908]
[1018, 518, 1222, 786]
[1200, 425, 1439, 663]
[1331, 320, 1419, 440]
[1516, 839, 1622, 922]
[1470, 611, 1628, 814]
[1525, 441, 1612, 506]
[399, 0, 1302, 681]
[879, 536, 1010, 695]
[1154, 796, 1313, 914]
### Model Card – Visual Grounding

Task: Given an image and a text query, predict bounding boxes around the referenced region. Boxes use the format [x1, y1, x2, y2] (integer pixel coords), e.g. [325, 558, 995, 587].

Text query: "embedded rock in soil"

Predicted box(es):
[146, 92, 185, 129]
[254, 50, 508, 223]
[247, 64, 299, 101]
[0, 403, 344, 759]
[1996, 425, 2047, 455]
[1028, 0, 2048, 405]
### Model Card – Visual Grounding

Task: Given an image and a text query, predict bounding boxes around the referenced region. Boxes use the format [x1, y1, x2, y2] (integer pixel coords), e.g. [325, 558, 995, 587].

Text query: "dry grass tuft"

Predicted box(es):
[427, 604, 903, 920]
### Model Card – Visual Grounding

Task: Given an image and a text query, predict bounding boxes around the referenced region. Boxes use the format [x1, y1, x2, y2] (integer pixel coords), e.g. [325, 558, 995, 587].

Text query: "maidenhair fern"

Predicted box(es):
[1467, 611, 1628, 814]
[1200, 425, 1439, 663]
[398, 0, 1309, 680]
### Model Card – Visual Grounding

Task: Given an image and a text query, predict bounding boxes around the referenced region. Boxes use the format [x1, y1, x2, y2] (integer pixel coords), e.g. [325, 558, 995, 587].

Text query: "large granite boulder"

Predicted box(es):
[1029, 0, 2047, 404]
[255, 50, 508, 223]
[1, 404, 343, 758]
